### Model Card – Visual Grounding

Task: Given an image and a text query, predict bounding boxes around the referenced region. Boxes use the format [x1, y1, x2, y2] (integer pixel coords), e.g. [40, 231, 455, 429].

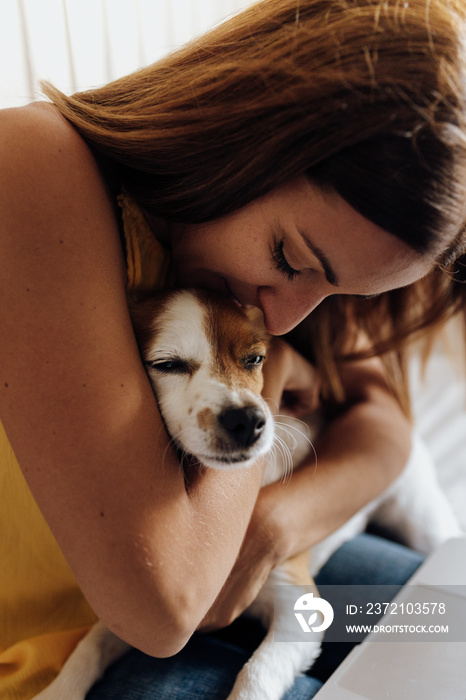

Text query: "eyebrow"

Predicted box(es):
[299, 230, 340, 287]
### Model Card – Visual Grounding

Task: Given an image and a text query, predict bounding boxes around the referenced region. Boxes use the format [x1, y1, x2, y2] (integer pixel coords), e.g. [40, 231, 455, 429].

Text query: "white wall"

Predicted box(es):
[0, 0, 254, 109]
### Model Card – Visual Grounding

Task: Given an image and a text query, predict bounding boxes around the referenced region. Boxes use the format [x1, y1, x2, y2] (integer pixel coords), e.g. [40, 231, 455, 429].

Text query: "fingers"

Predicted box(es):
[263, 339, 321, 417]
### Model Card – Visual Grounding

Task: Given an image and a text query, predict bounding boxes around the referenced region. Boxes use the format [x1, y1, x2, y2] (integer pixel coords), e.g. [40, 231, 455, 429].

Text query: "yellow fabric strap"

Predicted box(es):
[117, 191, 175, 295]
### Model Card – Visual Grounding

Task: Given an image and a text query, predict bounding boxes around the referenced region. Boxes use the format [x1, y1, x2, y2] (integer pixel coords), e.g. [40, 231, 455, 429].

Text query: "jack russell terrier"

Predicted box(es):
[34, 288, 462, 700]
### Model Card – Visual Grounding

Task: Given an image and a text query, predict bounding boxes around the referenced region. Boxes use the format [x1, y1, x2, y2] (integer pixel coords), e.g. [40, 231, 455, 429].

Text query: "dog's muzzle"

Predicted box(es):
[219, 405, 267, 448]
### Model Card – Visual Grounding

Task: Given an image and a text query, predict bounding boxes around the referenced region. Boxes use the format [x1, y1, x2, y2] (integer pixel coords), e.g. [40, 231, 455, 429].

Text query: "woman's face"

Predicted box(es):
[169, 176, 435, 335]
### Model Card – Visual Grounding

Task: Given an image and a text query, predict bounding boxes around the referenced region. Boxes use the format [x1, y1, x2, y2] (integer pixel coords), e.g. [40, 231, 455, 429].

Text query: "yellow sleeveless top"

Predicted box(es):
[0, 193, 173, 699]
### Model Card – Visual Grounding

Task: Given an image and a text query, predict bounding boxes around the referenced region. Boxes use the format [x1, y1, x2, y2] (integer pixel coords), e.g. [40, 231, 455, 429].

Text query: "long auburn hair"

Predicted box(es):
[42, 0, 466, 410]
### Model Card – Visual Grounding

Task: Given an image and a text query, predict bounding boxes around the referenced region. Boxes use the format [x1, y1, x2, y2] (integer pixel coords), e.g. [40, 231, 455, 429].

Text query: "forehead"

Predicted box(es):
[144, 291, 266, 361]
[201, 294, 268, 360]
[144, 292, 209, 361]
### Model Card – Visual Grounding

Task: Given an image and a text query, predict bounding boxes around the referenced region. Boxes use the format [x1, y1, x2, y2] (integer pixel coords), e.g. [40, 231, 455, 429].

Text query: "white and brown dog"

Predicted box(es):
[34, 288, 462, 700]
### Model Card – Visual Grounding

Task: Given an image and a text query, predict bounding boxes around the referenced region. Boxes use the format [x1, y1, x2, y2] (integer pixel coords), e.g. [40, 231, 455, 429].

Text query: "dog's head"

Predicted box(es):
[129, 289, 274, 469]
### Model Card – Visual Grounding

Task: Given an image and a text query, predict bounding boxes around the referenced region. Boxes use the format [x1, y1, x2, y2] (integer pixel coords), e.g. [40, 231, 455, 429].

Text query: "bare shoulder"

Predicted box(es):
[0, 101, 99, 180]
[0, 101, 126, 315]
[0, 101, 132, 470]
[0, 102, 114, 234]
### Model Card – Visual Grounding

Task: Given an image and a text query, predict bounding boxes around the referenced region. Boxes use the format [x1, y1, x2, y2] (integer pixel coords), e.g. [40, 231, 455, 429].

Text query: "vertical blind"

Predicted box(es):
[0, 0, 254, 108]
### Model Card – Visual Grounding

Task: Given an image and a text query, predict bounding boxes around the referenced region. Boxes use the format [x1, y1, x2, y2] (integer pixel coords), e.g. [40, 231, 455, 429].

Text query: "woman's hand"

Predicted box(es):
[262, 337, 321, 417]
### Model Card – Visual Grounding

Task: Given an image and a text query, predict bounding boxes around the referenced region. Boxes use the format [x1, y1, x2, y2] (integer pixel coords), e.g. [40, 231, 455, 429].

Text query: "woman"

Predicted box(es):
[1, 0, 466, 698]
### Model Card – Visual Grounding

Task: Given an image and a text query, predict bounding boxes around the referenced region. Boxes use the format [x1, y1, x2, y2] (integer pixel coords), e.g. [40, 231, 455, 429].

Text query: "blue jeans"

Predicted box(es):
[86, 534, 424, 699]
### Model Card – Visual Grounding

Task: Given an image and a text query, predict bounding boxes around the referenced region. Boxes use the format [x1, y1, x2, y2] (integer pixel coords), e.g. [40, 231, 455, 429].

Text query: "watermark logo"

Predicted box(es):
[274, 584, 466, 643]
[294, 592, 334, 633]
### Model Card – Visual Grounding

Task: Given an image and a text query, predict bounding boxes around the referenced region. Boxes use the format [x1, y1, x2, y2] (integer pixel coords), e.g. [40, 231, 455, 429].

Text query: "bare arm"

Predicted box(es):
[199, 352, 412, 630]
[256, 354, 412, 564]
[0, 103, 268, 656]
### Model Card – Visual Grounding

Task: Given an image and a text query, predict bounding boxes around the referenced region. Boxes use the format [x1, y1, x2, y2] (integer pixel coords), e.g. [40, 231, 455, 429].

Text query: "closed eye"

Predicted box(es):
[145, 358, 193, 374]
[271, 239, 301, 281]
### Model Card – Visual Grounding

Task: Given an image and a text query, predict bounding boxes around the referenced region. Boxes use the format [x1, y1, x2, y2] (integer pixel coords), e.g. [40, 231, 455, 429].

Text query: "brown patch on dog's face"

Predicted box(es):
[197, 407, 215, 431]
[199, 291, 268, 394]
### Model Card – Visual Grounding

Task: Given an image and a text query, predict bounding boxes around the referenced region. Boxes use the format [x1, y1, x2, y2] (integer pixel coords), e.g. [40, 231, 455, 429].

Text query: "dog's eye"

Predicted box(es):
[244, 355, 265, 369]
[145, 359, 191, 374]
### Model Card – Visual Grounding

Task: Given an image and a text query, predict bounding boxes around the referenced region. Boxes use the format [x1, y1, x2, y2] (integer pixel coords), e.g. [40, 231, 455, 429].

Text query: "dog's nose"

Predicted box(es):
[219, 406, 267, 448]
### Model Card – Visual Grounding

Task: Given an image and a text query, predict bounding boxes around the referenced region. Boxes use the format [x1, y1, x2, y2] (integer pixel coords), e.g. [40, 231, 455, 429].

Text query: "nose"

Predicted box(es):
[258, 286, 326, 335]
[219, 405, 266, 448]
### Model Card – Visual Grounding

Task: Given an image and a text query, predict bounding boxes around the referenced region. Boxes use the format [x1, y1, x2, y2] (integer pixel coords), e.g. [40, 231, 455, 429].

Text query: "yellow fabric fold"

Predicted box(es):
[117, 191, 175, 296]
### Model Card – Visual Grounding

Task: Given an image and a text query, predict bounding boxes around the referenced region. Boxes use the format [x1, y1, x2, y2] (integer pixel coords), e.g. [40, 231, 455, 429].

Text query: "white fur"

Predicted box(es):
[33, 291, 463, 700]
[144, 291, 274, 469]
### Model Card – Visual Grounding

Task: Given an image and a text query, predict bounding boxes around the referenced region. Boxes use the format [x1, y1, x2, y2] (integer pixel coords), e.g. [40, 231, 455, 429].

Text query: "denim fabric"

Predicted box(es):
[86, 534, 424, 699]
[310, 532, 425, 682]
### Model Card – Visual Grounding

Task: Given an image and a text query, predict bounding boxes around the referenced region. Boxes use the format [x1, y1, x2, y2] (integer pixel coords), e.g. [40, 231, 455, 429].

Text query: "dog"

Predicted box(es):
[34, 288, 463, 700]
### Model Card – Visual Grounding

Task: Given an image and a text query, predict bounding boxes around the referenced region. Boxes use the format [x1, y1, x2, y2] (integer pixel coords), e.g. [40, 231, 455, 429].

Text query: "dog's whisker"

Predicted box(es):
[307, 441, 318, 474]
[273, 418, 318, 473]
[158, 427, 190, 476]
[157, 425, 204, 482]
[274, 417, 312, 440]
[274, 421, 308, 446]
[275, 413, 312, 430]
[263, 396, 280, 414]
[160, 438, 175, 466]
[272, 434, 295, 473]
[270, 434, 294, 483]
[275, 427, 300, 455]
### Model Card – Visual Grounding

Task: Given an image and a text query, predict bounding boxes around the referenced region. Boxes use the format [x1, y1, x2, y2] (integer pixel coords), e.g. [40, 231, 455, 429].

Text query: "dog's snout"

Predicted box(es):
[219, 405, 267, 448]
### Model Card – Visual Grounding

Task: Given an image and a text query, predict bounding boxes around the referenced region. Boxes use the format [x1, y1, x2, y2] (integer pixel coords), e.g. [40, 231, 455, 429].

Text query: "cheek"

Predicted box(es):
[176, 219, 268, 283]
[151, 375, 191, 436]
[203, 225, 265, 275]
